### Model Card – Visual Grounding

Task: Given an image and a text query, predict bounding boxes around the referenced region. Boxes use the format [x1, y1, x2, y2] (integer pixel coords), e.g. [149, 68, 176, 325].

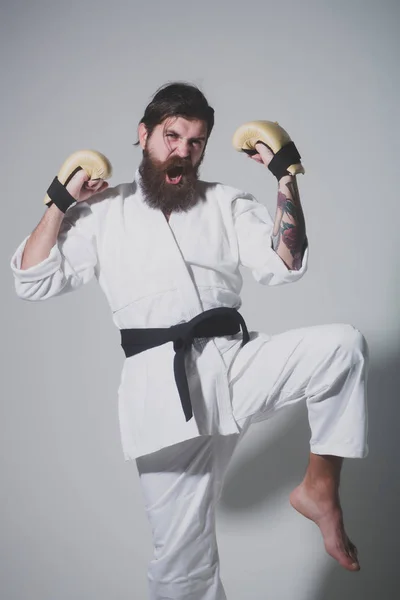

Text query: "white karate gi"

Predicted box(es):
[11, 169, 369, 600]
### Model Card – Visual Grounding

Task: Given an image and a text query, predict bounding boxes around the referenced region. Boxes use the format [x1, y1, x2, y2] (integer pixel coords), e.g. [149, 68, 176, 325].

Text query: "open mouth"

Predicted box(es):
[166, 166, 184, 184]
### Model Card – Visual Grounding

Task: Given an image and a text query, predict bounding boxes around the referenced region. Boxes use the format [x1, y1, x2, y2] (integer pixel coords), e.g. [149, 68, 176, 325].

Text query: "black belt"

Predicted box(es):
[120, 307, 250, 422]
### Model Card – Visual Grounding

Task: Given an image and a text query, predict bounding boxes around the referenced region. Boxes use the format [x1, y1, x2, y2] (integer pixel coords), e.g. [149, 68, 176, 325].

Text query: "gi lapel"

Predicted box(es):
[135, 172, 204, 321]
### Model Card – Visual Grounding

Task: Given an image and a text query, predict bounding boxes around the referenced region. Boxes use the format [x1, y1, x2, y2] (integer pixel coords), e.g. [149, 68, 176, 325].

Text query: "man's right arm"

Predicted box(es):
[11, 172, 108, 301]
[21, 171, 108, 269]
[21, 203, 65, 269]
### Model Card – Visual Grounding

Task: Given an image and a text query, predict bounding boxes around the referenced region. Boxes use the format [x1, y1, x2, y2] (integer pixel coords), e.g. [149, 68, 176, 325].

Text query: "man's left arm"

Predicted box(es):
[254, 142, 307, 271]
[272, 174, 307, 271]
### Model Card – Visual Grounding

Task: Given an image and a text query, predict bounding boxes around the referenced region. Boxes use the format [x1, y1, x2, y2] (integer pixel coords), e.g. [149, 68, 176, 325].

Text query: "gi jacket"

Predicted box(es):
[11, 170, 309, 459]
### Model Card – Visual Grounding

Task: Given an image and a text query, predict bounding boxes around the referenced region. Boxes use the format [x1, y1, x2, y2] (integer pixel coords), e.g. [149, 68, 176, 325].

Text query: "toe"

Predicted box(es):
[344, 542, 360, 571]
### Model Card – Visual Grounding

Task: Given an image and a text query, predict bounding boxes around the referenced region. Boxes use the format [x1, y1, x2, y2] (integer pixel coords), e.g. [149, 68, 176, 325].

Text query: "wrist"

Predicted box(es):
[278, 173, 296, 185]
[45, 176, 77, 213]
[46, 201, 65, 216]
[44, 202, 66, 224]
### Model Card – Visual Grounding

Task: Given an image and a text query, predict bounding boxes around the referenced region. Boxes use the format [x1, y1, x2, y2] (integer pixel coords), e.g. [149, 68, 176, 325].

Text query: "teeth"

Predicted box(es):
[166, 173, 182, 184]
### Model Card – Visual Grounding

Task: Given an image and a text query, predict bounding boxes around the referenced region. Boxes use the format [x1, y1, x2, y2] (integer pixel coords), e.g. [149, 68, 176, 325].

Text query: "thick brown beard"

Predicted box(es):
[138, 149, 203, 214]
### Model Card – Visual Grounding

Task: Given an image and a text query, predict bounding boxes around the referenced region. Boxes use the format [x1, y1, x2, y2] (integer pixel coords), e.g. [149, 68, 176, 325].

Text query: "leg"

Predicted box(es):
[228, 322, 369, 570]
[135, 434, 239, 600]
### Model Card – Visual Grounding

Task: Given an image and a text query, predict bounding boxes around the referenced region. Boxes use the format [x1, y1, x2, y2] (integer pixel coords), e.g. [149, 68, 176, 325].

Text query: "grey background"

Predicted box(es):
[1, 0, 399, 598]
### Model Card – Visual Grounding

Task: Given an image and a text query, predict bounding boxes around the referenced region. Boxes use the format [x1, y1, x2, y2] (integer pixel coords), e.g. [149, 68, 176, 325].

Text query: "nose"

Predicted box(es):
[175, 139, 191, 158]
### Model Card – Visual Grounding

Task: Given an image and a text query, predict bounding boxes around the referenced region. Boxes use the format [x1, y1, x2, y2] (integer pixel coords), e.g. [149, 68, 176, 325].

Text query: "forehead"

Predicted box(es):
[158, 116, 207, 137]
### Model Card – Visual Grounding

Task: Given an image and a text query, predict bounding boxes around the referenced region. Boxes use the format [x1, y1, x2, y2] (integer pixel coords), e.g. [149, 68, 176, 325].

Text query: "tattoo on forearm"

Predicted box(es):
[272, 178, 306, 269]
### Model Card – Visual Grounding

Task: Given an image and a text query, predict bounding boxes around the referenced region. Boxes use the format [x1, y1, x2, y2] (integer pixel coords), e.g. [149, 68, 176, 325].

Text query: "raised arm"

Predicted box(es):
[11, 171, 108, 301]
[20, 170, 107, 270]
[271, 173, 307, 271]
[21, 204, 65, 269]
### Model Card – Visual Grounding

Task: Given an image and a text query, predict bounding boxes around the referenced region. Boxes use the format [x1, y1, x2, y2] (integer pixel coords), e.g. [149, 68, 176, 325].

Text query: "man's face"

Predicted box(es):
[138, 116, 208, 213]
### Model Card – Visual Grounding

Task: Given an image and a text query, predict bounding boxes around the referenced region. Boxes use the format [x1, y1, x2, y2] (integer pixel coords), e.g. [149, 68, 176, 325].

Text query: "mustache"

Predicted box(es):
[146, 152, 195, 175]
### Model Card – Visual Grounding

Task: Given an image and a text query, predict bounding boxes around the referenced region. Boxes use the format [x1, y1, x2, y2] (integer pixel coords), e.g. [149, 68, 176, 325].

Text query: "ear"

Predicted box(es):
[138, 122, 148, 149]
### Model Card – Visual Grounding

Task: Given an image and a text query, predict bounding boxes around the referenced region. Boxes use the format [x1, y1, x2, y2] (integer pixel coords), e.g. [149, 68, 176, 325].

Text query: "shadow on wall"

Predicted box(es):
[220, 347, 400, 600]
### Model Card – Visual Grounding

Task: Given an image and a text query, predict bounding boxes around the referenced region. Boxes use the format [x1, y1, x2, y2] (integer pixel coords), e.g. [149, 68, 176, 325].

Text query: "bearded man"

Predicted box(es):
[11, 82, 369, 600]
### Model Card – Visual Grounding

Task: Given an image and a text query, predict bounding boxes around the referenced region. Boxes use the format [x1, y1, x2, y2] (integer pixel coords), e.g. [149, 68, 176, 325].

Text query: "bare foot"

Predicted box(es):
[289, 482, 360, 572]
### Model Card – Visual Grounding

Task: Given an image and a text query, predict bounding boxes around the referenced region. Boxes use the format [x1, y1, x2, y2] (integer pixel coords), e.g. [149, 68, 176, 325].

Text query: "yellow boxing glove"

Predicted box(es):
[44, 149, 112, 212]
[232, 120, 304, 180]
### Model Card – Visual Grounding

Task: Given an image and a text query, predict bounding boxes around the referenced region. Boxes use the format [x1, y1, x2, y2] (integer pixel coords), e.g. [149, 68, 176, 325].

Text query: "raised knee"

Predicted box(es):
[330, 323, 369, 360]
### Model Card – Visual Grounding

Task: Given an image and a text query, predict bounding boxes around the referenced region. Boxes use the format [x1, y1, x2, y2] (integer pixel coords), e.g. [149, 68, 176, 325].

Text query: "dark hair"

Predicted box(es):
[134, 82, 214, 146]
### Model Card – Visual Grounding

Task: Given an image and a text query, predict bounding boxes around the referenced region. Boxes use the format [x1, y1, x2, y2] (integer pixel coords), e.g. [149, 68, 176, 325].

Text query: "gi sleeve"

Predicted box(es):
[233, 193, 309, 286]
[10, 202, 98, 301]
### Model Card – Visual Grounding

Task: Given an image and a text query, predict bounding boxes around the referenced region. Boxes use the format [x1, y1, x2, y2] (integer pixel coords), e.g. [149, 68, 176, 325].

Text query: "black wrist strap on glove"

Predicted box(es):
[45, 166, 83, 212]
[267, 141, 301, 181]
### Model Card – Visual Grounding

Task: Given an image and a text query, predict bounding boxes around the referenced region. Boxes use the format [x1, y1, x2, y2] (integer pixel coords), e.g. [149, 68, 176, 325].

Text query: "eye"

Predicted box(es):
[166, 133, 178, 139]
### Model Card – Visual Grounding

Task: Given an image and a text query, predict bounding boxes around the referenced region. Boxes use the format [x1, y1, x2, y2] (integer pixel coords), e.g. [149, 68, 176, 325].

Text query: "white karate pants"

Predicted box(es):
[135, 323, 369, 600]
